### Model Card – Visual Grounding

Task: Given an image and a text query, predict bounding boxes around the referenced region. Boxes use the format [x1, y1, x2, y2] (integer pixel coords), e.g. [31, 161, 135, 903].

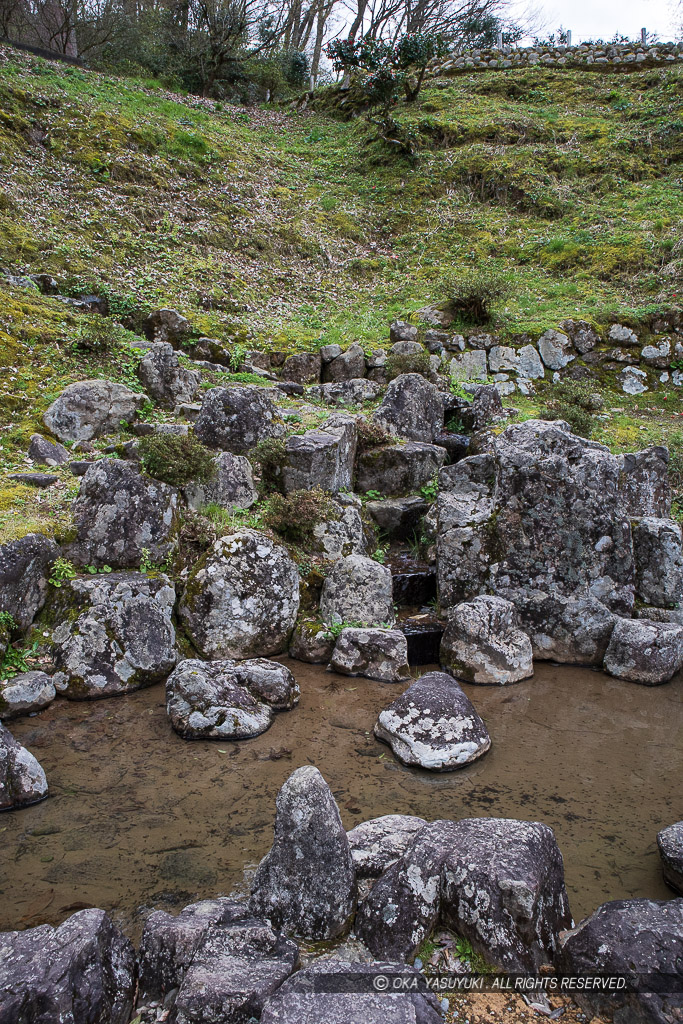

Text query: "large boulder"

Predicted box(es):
[282, 414, 357, 493]
[440, 595, 534, 684]
[556, 899, 683, 1024]
[374, 671, 491, 770]
[51, 572, 177, 699]
[347, 814, 428, 878]
[183, 452, 257, 511]
[173, 916, 299, 1024]
[603, 618, 683, 685]
[311, 501, 366, 560]
[319, 554, 395, 628]
[139, 898, 246, 1002]
[288, 620, 335, 664]
[67, 459, 179, 569]
[355, 820, 460, 960]
[373, 374, 444, 442]
[329, 627, 411, 683]
[657, 822, 683, 894]
[366, 496, 429, 540]
[166, 658, 298, 739]
[43, 380, 145, 441]
[261, 960, 439, 1023]
[281, 351, 321, 383]
[537, 329, 574, 370]
[260, 960, 442, 1024]
[194, 386, 284, 453]
[356, 442, 447, 496]
[0, 671, 55, 719]
[0, 908, 135, 1024]
[0, 532, 59, 631]
[179, 531, 300, 659]
[322, 342, 366, 382]
[436, 421, 678, 665]
[137, 341, 200, 408]
[440, 818, 572, 971]
[0, 722, 48, 810]
[250, 766, 357, 940]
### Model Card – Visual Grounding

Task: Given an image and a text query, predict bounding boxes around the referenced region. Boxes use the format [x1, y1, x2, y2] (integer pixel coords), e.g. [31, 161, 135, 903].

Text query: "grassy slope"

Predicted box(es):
[1, 44, 682, 538]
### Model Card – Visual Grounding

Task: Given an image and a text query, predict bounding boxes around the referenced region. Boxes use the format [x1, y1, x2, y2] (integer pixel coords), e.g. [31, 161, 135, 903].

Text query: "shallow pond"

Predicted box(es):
[1, 661, 681, 941]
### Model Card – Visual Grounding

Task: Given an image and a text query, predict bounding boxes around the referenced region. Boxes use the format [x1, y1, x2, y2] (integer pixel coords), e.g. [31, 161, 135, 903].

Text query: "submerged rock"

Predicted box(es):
[0, 722, 48, 810]
[330, 627, 411, 683]
[250, 766, 357, 940]
[43, 380, 145, 441]
[319, 554, 395, 628]
[260, 960, 442, 1024]
[440, 595, 534, 685]
[556, 899, 683, 1024]
[52, 573, 177, 699]
[347, 814, 428, 878]
[657, 822, 683, 895]
[0, 908, 135, 1024]
[179, 531, 300, 659]
[603, 618, 683, 685]
[374, 671, 491, 771]
[68, 459, 179, 569]
[0, 671, 55, 719]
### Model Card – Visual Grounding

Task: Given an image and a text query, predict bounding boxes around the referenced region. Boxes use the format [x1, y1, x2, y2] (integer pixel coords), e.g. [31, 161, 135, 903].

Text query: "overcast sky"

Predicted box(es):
[521, 0, 680, 42]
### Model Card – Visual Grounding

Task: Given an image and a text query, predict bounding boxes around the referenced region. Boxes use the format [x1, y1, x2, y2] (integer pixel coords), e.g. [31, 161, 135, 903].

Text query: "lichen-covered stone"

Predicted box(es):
[0, 722, 48, 810]
[194, 386, 284, 453]
[632, 517, 683, 608]
[281, 352, 321, 383]
[347, 814, 428, 878]
[144, 307, 192, 345]
[603, 618, 683, 685]
[282, 414, 356, 493]
[307, 379, 381, 406]
[537, 329, 575, 370]
[137, 341, 200, 408]
[51, 573, 177, 699]
[366, 496, 429, 539]
[250, 766, 357, 940]
[288, 620, 335, 663]
[0, 908, 135, 1024]
[356, 442, 446, 497]
[440, 596, 534, 684]
[322, 342, 366, 382]
[183, 452, 257, 511]
[330, 627, 411, 682]
[311, 501, 365, 560]
[0, 532, 59, 631]
[657, 822, 683, 895]
[43, 380, 145, 441]
[68, 459, 179, 569]
[0, 671, 55, 719]
[374, 671, 491, 771]
[166, 659, 275, 739]
[319, 554, 395, 628]
[556, 899, 683, 1024]
[373, 373, 444, 442]
[28, 433, 69, 466]
[179, 531, 300, 659]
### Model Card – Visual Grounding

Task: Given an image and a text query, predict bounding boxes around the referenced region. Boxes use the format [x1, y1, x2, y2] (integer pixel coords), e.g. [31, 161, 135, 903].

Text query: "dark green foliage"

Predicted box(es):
[73, 317, 120, 357]
[385, 348, 431, 380]
[443, 269, 511, 326]
[356, 417, 391, 453]
[540, 380, 604, 438]
[248, 436, 287, 490]
[138, 431, 216, 486]
[264, 487, 337, 546]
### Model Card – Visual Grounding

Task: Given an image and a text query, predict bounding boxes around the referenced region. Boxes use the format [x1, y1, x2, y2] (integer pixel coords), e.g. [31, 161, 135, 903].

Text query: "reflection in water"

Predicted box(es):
[1, 661, 681, 941]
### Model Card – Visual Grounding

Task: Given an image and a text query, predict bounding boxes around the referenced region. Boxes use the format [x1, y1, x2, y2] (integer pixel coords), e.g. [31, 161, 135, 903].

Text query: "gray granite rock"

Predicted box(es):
[0, 671, 55, 719]
[319, 554, 395, 628]
[0, 722, 48, 810]
[657, 822, 683, 895]
[43, 380, 145, 441]
[330, 628, 411, 682]
[347, 814, 428, 878]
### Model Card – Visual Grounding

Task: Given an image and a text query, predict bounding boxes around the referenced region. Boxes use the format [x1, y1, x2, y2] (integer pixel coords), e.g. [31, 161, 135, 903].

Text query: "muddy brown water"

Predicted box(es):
[1, 661, 681, 943]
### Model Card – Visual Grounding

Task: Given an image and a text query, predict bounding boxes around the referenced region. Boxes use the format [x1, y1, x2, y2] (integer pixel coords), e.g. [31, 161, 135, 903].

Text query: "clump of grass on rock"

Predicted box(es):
[264, 487, 338, 547]
[137, 431, 216, 487]
[385, 348, 431, 381]
[356, 417, 391, 454]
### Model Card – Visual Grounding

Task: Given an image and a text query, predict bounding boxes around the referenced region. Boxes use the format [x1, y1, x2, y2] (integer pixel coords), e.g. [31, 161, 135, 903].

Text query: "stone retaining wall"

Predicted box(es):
[431, 41, 683, 76]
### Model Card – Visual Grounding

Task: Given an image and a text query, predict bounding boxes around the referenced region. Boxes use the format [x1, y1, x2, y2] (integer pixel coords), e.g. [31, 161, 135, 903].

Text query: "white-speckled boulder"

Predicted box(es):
[51, 572, 177, 699]
[194, 386, 284, 453]
[374, 671, 490, 771]
[183, 452, 258, 511]
[319, 554, 395, 628]
[373, 373, 444, 442]
[603, 618, 683, 685]
[0, 533, 59, 632]
[0, 671, 55, 719]
[657, 822, 683, 895]
[250, 766, 357, 940]
[43, 380, 145, 441]
[440, 595, 533, 684]
[347, 814, 428, 878]
[137, 341, 200, 409]
[329, 627, 411, 683]
[179, 531, 300, 659]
